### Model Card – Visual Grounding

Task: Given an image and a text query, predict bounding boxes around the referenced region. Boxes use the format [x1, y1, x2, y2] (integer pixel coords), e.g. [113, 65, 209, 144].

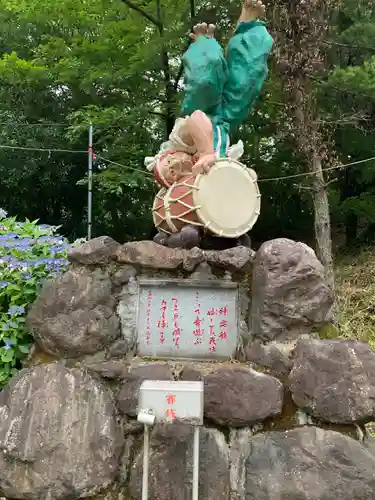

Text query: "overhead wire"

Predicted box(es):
[0, 121, 69, 127]
[0, 142, 374, 182]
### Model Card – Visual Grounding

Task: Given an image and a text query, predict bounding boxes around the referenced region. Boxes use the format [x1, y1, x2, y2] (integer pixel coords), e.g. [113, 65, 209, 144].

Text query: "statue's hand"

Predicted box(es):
[192, 153, 216, 176]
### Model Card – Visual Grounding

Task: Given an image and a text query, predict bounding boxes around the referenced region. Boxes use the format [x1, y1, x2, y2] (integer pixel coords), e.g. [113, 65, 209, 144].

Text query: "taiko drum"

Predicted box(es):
[152, 158, 261, 238]
[152, 187, 171, 234]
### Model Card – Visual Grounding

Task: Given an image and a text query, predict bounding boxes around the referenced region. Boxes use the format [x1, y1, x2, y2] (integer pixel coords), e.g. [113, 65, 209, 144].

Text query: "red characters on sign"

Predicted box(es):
[145, 290, 152, 345]
[193, 292, 204, 345]
[219, 319, 228, 341]
[158, 299, 167, 344]
[206, 305, 229, 351]
[208, 316, 217, 352]
[207, 306, 228, 317]
[165, 393, 177, 420]
[171, 297, 181, 348]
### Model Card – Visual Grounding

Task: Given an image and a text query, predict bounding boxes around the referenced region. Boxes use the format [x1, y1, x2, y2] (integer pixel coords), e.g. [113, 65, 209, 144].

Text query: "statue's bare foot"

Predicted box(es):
[189, 23, 216, 42]
[239, 0, 265, 22]
[192, 153, 216, 176]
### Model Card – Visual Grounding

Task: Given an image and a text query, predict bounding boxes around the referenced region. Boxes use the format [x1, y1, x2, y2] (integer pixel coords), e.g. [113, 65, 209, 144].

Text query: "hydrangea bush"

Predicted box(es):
[0, 209, 76, 386]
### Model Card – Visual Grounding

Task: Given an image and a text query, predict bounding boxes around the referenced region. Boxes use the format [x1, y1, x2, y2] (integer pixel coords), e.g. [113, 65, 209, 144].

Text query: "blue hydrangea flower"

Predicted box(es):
[3, 339, 14, 350]
[7, 305, 25, 316]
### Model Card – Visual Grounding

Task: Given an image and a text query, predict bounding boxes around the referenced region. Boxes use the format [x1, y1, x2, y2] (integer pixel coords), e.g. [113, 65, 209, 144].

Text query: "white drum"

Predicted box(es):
[193, 158, 261, 237]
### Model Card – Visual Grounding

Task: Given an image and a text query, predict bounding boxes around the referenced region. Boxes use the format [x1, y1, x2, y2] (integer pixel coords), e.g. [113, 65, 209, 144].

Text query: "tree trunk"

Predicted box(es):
[156, 0, 175, 138]
[161, 49, 175, 136]
[310, 156, 335, 291]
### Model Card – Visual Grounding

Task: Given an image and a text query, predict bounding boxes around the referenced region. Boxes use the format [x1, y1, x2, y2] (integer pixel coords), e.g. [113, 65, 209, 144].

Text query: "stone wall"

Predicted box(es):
[0, 237, 375, 500]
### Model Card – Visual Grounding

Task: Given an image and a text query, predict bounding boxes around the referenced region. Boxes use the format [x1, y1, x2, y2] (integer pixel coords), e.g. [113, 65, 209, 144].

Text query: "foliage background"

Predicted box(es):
[0, 0, 373, 374]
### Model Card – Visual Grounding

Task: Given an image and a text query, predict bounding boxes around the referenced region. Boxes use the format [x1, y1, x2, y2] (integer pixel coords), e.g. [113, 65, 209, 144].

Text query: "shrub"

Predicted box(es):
[0, 209, 72, 386]
[336, 248, 375, 350]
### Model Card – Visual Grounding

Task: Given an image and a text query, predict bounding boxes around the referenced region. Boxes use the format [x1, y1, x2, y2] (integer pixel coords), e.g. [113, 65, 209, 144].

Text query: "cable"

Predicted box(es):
[0, 144, 87, 154]
[258, 156, 375, 182]
[0, 143, 153, 176]
[96, 154, 154, 177]
[0, 141, 374, 183]
[324, 40, 375, 52]
[0, 122, 68, 127]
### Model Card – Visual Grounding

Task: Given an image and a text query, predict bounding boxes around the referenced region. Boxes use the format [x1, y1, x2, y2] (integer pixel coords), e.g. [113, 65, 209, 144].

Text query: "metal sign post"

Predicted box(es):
[138, 380, 204, 500]
[87, 123, 93, 240]
[193, 424, 200, 500]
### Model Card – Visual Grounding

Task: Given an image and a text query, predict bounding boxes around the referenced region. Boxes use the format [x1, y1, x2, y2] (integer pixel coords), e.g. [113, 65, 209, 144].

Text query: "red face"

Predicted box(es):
[153, 151, 194, 187]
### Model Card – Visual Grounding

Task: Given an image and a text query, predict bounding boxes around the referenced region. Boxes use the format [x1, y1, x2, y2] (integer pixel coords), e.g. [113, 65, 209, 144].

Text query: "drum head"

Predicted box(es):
[193, 158, 261, 237]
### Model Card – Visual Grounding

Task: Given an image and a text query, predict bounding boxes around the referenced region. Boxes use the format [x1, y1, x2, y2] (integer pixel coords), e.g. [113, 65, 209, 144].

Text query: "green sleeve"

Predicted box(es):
[180, 36, 227, 118]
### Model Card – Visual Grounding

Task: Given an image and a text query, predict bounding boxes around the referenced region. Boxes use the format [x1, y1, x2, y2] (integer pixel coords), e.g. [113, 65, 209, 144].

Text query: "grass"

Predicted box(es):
[336, 247, 375, 350]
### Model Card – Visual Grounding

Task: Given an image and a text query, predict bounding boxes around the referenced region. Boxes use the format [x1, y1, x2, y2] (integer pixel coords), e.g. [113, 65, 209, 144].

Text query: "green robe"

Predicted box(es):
[181, 20, 273, 156]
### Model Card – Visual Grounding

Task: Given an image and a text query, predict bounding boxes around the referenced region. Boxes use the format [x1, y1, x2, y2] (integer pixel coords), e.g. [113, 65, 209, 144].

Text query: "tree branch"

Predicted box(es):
[293, 183, 315, 192]
[149, 110, 167, 117]
[323, 178, 338, 188]
[173, 0, 196, 91]
[120, 0, 161, 29]
[324, 40, 375, 52]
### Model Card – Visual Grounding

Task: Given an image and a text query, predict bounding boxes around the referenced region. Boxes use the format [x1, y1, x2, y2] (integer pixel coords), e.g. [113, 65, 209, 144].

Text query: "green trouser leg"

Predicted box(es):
[221, 21, 273, 132]
[180, 36, 227, 119]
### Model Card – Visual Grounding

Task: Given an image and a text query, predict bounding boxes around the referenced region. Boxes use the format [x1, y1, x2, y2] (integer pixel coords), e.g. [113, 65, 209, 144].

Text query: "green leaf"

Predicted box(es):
[1, 349, 15, 363]
[18, 344, 30, 354]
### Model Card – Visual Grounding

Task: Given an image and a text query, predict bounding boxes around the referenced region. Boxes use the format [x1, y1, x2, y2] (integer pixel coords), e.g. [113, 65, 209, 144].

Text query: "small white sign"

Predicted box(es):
[139, 380, 204, 424]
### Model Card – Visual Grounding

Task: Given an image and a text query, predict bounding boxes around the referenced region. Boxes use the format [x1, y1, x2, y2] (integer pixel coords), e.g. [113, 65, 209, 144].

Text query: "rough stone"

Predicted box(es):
[117, 363, 173, 417]
[205, 246, 253, 272]
[112, 265, 137, 287]
[117, 276, 138, 349]
[27, 267, 120, 357]
[289, 339, 375, 424]
[363, 433, 375, 456]
[250, 238, 334, 341]
[231, 426, 375, 500]
[115, 240, 254, 273]
[84, 360, 129, 379]
[0, 362, 123, 500]
[183, 366, 283, 427]
[68, 236, 120, 265]
[116, 241, 185, 269]
[245, 340, 294, 377]
[182, 246, 205, 272]
[129, 422, 229, 500]
[108, 339, 131, 359]
[181, 366, 206, 381]
[190, 261, 216, 280]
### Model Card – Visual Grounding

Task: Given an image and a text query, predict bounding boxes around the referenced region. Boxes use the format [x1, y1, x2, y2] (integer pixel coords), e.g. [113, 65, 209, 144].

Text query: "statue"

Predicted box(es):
[145, 0, 273, 249]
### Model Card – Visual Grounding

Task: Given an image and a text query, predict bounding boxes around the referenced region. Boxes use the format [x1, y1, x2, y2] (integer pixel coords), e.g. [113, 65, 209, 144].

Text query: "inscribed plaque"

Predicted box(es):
[136, 278, 239, 359]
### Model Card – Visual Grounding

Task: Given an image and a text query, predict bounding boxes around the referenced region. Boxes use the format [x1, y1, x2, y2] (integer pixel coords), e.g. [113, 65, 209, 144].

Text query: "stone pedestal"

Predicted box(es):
[0, 237, 372, 500]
